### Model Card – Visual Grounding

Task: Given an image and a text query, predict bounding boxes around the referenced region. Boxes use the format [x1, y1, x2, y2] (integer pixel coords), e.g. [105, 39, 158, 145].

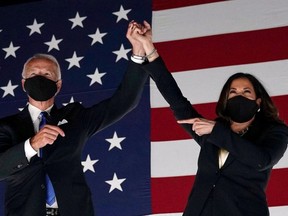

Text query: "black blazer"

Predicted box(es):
[142, 57, 288, 216]
[0, 61, 148, 216]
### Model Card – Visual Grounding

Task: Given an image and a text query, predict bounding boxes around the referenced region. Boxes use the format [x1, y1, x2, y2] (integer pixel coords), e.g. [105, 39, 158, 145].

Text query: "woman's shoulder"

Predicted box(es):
[257, 117, 288, 135]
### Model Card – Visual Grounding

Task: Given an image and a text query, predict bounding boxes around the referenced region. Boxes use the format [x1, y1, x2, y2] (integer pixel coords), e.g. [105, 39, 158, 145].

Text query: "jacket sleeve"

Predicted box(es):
[0, 123, 30, 180]
[83, 61, 150, 136]
[208, 121, 288, 171]
[142, 57, 202, 140]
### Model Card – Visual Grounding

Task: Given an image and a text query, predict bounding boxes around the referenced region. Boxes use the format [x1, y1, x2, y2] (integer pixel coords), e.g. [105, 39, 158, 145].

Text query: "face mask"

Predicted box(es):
[24, 75, 58, 101]
[225, 95, 259, 123]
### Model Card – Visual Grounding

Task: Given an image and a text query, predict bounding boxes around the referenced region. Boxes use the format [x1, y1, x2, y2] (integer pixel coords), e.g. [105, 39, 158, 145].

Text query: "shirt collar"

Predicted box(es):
[28, 103, 53, 123]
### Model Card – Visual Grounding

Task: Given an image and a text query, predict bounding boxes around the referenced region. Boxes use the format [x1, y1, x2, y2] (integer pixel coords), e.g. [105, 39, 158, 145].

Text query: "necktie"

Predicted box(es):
[39, 112, 56, 206]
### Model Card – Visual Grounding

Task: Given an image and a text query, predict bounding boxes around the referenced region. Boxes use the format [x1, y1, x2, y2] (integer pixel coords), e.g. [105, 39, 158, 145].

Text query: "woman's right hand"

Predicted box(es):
[177, 118, 216, 136]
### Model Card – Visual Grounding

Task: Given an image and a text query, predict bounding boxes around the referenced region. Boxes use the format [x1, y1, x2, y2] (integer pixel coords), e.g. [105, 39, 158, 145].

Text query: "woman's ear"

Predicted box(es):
[256, 98, 262, 106]
[256, 98, 262, 112]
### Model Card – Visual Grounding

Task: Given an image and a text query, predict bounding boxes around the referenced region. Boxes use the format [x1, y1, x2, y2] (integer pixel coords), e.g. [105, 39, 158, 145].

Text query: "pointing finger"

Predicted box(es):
[177, 118, 199, 124]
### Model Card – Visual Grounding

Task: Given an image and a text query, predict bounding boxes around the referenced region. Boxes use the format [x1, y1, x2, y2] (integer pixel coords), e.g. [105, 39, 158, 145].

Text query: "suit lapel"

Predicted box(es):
[221, 151, 235, 169]
[210, 144, 235, 170]
[18, 106, 35, 139]
[48, 105, 59, 126]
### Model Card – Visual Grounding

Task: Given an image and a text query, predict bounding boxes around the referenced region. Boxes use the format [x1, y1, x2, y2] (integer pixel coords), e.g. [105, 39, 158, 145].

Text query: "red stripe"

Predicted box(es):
[272, 95, 288, 124]
[151, 168, 288, 213]
[151, 95, 288, 142]
[267, 168, 288, 206]
[154, 27, 288, 72]
[151, 176, 194, 213]
[152, 0, 224, 11]
[151, 102, 216, 141]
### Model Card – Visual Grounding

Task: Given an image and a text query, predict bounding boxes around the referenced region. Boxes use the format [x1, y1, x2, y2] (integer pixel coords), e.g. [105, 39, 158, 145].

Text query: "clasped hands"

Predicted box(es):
[178, 118, 216, 136]
[126, 20, 151, 44]
[126, 20, 157, 60]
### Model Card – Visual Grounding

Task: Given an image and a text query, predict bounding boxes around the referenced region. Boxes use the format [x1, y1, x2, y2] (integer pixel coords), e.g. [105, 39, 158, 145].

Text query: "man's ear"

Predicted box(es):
[56, 80, 62, 95]
[21, 79, 26, 92]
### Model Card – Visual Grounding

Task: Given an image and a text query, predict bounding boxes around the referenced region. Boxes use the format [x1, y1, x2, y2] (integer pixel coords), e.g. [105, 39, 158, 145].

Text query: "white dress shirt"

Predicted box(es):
[23, 103, 58, 208]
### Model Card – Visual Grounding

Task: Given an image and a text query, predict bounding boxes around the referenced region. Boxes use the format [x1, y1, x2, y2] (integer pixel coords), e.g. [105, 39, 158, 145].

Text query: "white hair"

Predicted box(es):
[22, 53, 61, 79]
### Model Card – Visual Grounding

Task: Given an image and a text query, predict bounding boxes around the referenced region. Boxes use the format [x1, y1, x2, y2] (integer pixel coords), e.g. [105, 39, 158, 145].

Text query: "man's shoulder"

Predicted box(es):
[0, 110, 28, 126]
[56, 102, 84, 116]
[59, 101, 82, 110]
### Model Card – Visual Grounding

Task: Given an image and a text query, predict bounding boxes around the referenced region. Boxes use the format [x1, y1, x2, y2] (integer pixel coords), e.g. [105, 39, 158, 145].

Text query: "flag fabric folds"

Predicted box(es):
[0, 0, 288, 216]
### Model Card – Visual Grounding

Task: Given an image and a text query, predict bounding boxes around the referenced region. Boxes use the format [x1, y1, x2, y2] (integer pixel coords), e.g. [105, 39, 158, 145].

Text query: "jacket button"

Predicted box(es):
[14, 163, 23, 169]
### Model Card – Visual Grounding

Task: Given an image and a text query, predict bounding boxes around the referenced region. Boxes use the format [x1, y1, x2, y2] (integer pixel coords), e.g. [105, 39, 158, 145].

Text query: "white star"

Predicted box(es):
[0, 29, 2, 32]
[65, 51, 84, 69]
[0, 80, 18, 98]
[69, 12, 87, 29]
[105, 131, 126, 151]
[44, 35, 63, 52]
[105, 173, 126, 193]
[112, 44, 131, 62]
[81, 154, 98, 173]
[88, 28, 107, 45]
[87, 68, 106, 86]
[26, 19, 44, 36]
[112, 5, 131, 23]
[2, 42, 20, 59]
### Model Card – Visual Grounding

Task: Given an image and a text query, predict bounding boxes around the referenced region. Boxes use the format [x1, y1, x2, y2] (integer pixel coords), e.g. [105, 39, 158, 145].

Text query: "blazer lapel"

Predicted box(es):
[221, 152, 235, 169]
[18, 106, 35, 140]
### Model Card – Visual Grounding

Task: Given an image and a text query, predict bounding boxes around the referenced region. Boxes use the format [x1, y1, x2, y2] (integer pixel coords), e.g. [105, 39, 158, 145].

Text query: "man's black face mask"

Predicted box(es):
[24, 75, 58, 101]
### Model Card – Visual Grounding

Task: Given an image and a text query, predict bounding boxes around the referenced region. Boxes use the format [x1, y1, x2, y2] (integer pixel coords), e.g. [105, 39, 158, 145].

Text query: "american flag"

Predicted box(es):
[0, 0, 287, 216]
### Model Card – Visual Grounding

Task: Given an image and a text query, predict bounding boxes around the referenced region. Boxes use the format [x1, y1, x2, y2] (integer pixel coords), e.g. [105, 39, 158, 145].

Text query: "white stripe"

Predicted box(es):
[147, 213, 182, 216]
[269, 205, 288, 215]
[145, 205, 288, 216]
[274, 150, 288, 169]
[151, 139, 199, 178]
[150, 60, 288, 108]
[151, 139, 288, 178]
[152, 0, 288, 42]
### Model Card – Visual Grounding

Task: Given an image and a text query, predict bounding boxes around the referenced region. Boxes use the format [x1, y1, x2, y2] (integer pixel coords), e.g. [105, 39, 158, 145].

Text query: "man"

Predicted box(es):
[0, 22, 148, 216]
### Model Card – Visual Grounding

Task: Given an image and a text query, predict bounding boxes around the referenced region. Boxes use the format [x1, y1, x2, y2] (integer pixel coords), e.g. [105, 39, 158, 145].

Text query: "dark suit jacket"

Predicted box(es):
[0, 61, 148, 216]
[142, 57, 288, 216]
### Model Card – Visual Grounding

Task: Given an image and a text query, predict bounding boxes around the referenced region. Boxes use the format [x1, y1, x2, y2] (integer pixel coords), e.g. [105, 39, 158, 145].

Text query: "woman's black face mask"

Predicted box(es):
[24, 75, 58, 101]
[225, 95, 259, 123]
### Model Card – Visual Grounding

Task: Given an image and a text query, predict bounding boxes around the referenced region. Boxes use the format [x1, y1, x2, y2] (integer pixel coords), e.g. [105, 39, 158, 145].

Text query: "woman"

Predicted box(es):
[127, 21, 288, 216]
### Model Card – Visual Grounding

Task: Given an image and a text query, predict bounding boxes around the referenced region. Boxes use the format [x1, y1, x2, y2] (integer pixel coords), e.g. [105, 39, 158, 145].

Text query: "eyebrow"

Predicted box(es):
[230, 86, 252, 89]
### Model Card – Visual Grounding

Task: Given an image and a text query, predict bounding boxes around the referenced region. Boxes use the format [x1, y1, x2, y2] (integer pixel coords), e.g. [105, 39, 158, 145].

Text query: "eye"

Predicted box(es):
[44, 72, 52, 77]
[27, 73, 36, 78]
[229, 89, 237, 94]
[243, 89, 251, 93]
